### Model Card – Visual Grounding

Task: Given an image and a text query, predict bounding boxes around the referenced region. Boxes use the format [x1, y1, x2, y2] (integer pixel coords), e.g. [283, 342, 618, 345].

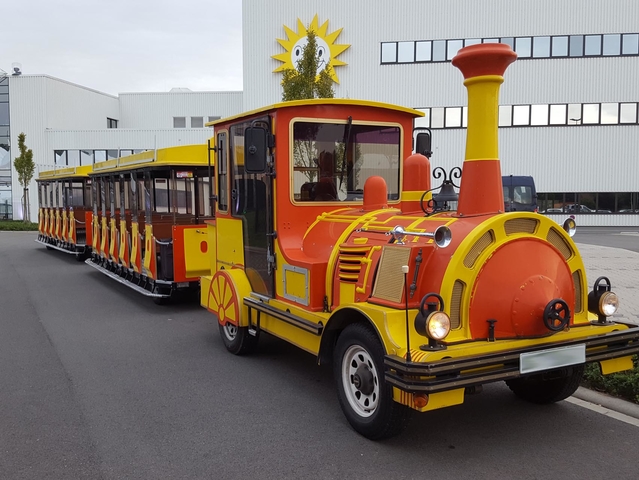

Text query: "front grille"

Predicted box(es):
[463, 230, 494, 268]
[450, 280, 465, 329]
[573, 270, 583, 313]
[546, 227, 573, 260]
[504, 218, 539, 235]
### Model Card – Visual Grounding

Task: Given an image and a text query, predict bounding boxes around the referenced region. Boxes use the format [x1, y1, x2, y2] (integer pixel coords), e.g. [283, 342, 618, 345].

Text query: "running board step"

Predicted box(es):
[84, 259, 168, 298]
[244, 296, 323, 336]
[35, 238, 85, 255]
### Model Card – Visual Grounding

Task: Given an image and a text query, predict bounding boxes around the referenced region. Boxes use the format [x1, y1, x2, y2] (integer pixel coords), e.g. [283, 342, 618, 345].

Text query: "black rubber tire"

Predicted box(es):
[506, 364, 585, 404]
[333, 323, 410, 440]
[152, 286, 171, 305]
[218, 321, 259, 355]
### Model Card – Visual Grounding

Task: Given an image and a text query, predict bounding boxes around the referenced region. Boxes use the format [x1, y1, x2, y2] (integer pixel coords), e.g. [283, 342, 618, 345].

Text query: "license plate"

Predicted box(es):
[520, 344, 585, 374]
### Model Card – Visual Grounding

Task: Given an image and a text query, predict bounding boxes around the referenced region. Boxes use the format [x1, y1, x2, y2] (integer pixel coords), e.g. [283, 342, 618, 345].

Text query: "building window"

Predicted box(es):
[622, 34, 639, 55]
[397, 42, 414, 63]
[550, 104, 567, 124]
[533, 37, 551, 58]
[552, 36, 569, 56]
[191, 116, 204, 128]
[107, 118, 118, 128]
[415, 41, 432, 61]
[380, 43, 397, 63]
[173, 117, 186, 128]
[620, 103, 638, 123]
[55, 150, 68, 166]
[381, 32, 639, 64]
[80, 150, 93, 165]
[67, 150, 80, 166]
[207, 116, 221, 123]
[413, 101, 639, 129]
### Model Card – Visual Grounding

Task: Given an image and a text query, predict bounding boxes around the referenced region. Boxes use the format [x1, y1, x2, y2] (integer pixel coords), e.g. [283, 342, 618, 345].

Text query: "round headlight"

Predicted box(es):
[427, 311, 451, 340]
[599, 291, 619, 316]
[562, 217, 577, 237]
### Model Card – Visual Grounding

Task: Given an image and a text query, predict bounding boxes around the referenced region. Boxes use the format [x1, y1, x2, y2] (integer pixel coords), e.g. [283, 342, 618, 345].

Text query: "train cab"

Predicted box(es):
[86, 146, 214, 302]
[36, 165, 93, 260]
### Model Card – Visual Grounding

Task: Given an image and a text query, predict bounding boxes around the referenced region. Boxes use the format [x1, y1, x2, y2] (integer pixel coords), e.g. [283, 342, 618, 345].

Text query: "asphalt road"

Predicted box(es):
[2, 231, 639, 480]
[573, 226, 639, 253]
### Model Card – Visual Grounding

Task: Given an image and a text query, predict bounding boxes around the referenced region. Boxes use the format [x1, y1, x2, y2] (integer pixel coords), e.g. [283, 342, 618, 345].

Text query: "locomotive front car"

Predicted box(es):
[86, 146, 214, 302]
[36, 165, 93, 261]
[202, 43, 639, 439]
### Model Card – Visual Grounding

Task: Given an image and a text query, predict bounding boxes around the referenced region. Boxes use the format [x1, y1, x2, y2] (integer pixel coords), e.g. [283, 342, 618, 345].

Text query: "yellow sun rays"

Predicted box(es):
[272, 14, 350, 83]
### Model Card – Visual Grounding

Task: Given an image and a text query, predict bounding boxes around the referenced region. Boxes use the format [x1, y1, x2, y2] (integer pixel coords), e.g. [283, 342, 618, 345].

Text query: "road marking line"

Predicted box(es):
[566, 397, 639, 427]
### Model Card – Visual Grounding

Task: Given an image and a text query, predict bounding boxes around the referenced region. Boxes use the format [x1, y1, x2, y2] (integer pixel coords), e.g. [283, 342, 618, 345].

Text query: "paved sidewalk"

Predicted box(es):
[573, 243, 639, 419]
[577, 243, 639, 325]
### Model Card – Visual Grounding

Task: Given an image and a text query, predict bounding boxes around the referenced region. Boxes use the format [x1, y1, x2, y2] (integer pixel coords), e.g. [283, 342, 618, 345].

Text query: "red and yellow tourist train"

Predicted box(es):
[36, 165, 93, 260]
[36, 44, 639, 439]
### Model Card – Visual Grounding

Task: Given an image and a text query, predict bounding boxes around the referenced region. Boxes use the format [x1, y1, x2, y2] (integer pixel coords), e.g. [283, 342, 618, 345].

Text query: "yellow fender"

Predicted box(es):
[203, 268, 252, 327]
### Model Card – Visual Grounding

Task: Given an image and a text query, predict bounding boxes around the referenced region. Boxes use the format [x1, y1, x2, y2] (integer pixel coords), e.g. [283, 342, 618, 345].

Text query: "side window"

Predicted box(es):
[217, 132, 228, 211]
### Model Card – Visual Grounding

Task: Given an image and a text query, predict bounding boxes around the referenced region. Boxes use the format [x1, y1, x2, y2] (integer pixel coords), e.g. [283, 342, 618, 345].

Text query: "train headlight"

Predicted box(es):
[599, 292, 619, 316]
[427, 311, 451, 340]
[588, 276, 619, 323]
[562, 217, 576, 237]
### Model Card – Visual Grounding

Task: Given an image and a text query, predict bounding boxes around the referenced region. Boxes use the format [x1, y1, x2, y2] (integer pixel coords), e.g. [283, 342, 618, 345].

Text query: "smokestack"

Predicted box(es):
[451, 44, 517, 216]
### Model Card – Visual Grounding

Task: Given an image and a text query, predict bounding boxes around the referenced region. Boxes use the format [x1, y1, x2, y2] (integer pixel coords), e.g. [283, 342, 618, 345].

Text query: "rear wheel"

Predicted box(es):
[152, 286, 171, 305]
[506, 365, 584, 404]
[218, 321, 259, 355]
[333, 323, 410, 440]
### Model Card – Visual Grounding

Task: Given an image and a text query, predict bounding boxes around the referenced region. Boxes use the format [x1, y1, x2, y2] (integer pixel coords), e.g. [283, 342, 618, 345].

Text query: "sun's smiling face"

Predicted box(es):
[272, 14, 350, 83]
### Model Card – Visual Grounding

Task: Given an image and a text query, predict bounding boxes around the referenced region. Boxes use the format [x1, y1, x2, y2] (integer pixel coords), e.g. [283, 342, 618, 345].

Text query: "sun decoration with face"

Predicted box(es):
[272, 14, 350, 84]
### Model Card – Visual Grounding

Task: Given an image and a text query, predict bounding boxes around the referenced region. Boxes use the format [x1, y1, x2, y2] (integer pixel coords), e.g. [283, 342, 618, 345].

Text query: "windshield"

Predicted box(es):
[292, 121, 401, 202]
[504, 185, 534, 205]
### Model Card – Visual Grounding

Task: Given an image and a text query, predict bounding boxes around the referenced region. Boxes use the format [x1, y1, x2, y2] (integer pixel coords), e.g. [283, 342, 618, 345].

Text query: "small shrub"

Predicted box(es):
[582, 355, 639, 404]
[0, 220, 39, 231]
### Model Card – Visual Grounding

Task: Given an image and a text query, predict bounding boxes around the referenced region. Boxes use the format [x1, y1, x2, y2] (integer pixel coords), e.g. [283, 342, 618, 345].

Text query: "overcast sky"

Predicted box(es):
[2, 1, 244, 95]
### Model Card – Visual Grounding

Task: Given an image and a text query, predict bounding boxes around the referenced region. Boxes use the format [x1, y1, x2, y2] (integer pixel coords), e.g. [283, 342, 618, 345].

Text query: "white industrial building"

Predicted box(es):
[2, 0, 638, 225]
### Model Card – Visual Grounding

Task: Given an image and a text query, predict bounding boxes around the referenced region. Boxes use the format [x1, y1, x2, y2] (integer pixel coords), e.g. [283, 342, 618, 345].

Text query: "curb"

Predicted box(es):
[572, 387, 639, 420]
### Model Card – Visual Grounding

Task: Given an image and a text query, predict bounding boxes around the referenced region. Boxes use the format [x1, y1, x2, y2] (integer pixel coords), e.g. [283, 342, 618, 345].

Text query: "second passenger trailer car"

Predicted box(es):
[86, 145, 215, 302]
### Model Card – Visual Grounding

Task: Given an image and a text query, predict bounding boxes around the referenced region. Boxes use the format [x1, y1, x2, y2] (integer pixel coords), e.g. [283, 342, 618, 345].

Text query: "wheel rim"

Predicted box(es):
[222, 322, 238, 341]
[341, 344, 379, 418]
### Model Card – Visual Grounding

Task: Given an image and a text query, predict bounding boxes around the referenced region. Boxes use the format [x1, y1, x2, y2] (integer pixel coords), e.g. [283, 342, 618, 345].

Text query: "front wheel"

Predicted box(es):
[506, 364, 584, 404]
[218, 321, 259, 355]
[333, 323, 410, 440]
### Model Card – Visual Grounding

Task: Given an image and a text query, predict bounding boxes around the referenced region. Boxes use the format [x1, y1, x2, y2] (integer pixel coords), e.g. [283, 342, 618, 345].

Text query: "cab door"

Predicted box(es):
[230, 121, 274, 297]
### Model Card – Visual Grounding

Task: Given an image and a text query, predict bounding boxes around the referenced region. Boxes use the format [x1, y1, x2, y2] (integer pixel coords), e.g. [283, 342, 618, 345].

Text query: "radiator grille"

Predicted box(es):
[504, 218, 539, 235]
[572, 270, 583, 313]
[372, 246, 411, 303]
[449, 280, 465, 329]
[546, 227, 573, 260]
[463, 230, 494, 268]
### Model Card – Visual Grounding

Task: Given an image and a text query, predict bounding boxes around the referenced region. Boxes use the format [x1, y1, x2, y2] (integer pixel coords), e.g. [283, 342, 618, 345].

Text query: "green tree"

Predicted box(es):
[281, 28, 336, 184]
[14, 132, 35, 222]
[281, 28, 335, 101]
